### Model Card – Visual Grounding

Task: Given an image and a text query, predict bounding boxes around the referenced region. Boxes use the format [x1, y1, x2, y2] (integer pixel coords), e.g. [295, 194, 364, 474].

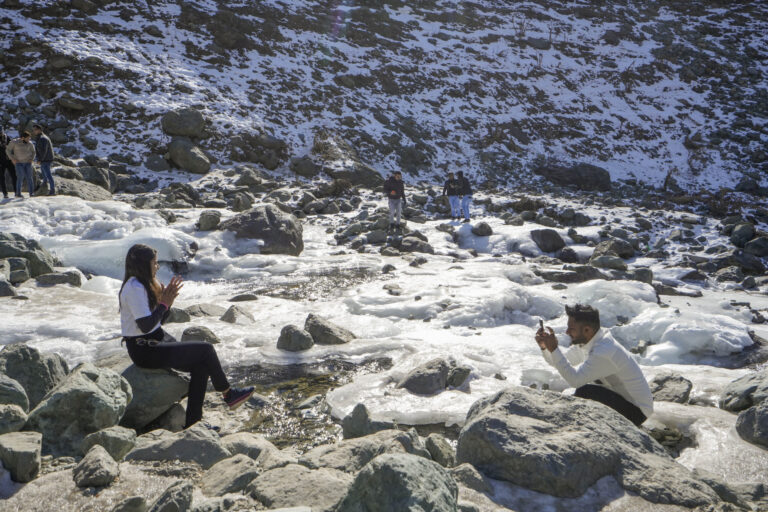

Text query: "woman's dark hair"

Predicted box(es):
[119, 244, 160, 309]
[565, 304, 600, 332]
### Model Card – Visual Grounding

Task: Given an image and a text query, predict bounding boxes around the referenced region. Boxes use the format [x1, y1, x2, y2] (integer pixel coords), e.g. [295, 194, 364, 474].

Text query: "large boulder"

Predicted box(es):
[745, 236, 768, 257]
[534, 163, 612, 191]
[220, 204, 304, 256]
[42, 177, 113, 201]
[456, 387, 718, 507]
[341, 403, 393, 439]
[0, 405, 27, 435]
[530, 229, 566, 253]
[735, 401, 768, 449]
[168, 137, 211, 174]
[649, 371, 692, 403]
[81, 426, 137, 461]
[221, 432, 296, 471]
[277, 325, 314, 352]
[25, 363, 132, 456]
[161, 108, 206, 138]
[591, 238, 634, 259]
[336, 453, 458, 512]
[304, 314, 356, 345]
[35, 270, 83, 287]
[247, 463, 353, 512]
[299, 429, 430, 474]
[181, 326, 220, 344]
[201, 454, 261, 497]
[398, 358, 450, 395]
[0, 374, 29, 411]
[125, 424, 231, 469]
[720, 370, 768, 412]
[0, 343, 68, 409]
[731, 223, 755, 248]
[0, 233, 56, 278]
[0, 431, 41, 482]
[73, 444, 120, 487]
[311, 129, 384, 188]
[148, 481, 194, 512]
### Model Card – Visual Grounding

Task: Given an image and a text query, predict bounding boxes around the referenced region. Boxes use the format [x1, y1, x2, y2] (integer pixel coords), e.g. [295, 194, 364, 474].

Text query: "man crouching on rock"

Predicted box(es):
[535, 304, 653, 426]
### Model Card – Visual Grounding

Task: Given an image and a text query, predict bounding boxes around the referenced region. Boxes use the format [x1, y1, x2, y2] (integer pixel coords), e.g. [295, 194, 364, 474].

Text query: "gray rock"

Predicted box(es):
[248, 463, 353, 512]
[0, 277, 16, 297]
[125, 424, 231, 469]
[530, 229, 566, 253]
[534, 163, 611, 191]
[0, 232, 56, 277]
[721, 370, 768, 412]
[198, 211, 221, 231]
[26, 362, 132, 456]
[73, 444, 120, 487]
[447, 366, 472, 388]
[456, 387, 718, 506]
[304, 314, 356, 345]
[649, 372, 692, 403]
[592, 238, 635, 259]
[81, 425, 137, 461]
[632, 267, 653, 284]
[0, 374, 29, 411]
[311, 130, 384, 188]
[290, 155, 319, 178]
[42, 177, 112, 201]
[0, 431, 41, 482]
[154, 403, 186, 433]
[399, 237, 434, 254]
[117, 360, 189, 430]
[229, 293, 259, 302]
[181, 326, 220, 344]
[336, 453, 458, 512]
[299, 429, 429, 474]
[201, 454, 261, 497]
[35, 270, 83, 287]
[161, 108, 206, 138]
[169, 138, 211, 174]
[590, 255, 628, 271]
[735, 401, 768, 449]
[341, 403, 394, 439]
[165, 308, 192, 325]
[220, 305, 254, 324]
[450, 463, 493, 495]
[471, 222, 493, 237]
[220, 204, 304, 256]
[80, 166, 117, 192]
[0, 404, 27, 435]
[146, 154, 171, 172]
[185, 303, 227, 317]
[731, 223, 755, 248]
[398, 358, 450, 395]
[221, 432, 296, 471]
[426, 434, 456, 468]
[0, 343, 68, 409]
[148, 481, 195, 512]
[745, 237, 768, 257]
[111, 496, 148, 512]
[277, 325, 314, 352]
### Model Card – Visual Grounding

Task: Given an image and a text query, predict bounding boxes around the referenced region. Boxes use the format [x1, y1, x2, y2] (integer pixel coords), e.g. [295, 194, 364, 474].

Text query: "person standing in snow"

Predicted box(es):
[5, 131, 36, 198]
[442, 172, 461, 220]
[534, 304, 653, 426]
[457, 171, 472, 223]
[0, 127, 17, 199]
[383, 171, 406, 232]
[32, 124, 55, 196]
[119, 244, 255, 429]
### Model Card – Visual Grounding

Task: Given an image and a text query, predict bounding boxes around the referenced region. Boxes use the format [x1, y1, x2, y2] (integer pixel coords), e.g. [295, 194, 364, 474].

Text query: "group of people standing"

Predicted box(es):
[383, 170, 473, 233]
[1, 126, 56, 199]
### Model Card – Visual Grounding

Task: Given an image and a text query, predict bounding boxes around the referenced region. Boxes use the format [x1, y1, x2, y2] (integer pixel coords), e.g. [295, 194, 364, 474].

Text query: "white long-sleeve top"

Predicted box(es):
[541, 328, 654, 417]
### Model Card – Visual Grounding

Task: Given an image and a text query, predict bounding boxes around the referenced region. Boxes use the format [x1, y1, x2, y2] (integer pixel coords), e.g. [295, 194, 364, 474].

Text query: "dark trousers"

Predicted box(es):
[575, 384, 647, 426]
[126, 335, 230, 428]
[0, 160, 16, 196]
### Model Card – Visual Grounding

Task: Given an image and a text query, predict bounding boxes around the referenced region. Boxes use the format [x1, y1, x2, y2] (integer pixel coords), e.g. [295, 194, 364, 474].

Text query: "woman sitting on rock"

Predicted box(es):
[119, 243, 254, 429]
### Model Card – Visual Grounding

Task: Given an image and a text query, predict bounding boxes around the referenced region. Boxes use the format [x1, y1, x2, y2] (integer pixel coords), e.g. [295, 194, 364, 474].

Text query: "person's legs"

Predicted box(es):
[40, 162, 54, 194]
[461, 195, 472, 221]
[6, 163, 17, 196]
[388, 198, 397, 226]
[15, 163, 30, 196]
[574, 384, 647, 426]
[0, 163, 8, 197]
[395, 198, 402, 225]
[185, 367, 209, 427]
[448, 196, 460, 218]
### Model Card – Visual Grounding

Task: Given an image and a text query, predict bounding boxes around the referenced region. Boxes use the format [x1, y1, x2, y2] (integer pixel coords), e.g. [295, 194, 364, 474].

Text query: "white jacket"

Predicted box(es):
[541, 328, 654, 417]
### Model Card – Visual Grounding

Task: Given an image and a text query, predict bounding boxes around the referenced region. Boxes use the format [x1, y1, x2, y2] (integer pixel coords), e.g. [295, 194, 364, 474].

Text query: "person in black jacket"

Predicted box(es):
[457, 171, 473, 223]
[0, 128, 17, 199]
[33, 124, 55, 196]
[442, 172, 461, 220]
[383, 171, 406, 231]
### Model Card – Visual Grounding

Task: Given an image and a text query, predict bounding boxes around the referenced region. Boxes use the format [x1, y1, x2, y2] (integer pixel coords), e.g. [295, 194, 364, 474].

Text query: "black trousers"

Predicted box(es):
[0, 159, 16, 196]
[575, 384, 647, 426]
[126, 332, 230, 428]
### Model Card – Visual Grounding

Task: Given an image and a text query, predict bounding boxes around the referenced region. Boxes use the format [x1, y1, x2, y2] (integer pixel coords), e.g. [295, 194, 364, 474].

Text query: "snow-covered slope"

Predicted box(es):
[1, 0, 767, 189]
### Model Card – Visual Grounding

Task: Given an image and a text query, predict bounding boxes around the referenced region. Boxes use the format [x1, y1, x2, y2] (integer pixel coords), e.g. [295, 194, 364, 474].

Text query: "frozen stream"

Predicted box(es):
[1, 195, 767, 488]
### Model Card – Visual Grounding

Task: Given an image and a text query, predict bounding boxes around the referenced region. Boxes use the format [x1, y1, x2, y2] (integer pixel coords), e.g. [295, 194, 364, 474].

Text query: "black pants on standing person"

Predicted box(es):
[0, 159, 16, 198]
[125, 333, 231, 428]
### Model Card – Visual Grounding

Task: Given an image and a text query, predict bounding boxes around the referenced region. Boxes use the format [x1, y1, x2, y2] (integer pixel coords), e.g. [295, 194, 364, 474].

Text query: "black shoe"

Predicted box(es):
[463, 218, 470, 223]
[15, 194, 22, 198]
[2, 194, 6, 199]
[225, 386, 255, 410]
[48, 191, 55, 196]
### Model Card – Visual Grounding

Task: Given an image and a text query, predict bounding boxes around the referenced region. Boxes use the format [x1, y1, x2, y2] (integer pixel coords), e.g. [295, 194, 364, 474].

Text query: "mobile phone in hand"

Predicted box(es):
[539, 319, 544, 330]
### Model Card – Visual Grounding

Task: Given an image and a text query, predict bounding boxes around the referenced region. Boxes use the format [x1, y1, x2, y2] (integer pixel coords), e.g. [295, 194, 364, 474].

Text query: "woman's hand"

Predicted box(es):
[159, 275, 183, 308]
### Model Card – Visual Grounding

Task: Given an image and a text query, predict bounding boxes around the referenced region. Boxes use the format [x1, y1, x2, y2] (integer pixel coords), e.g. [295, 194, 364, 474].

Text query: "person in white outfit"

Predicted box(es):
[535, 304, 653, 426]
